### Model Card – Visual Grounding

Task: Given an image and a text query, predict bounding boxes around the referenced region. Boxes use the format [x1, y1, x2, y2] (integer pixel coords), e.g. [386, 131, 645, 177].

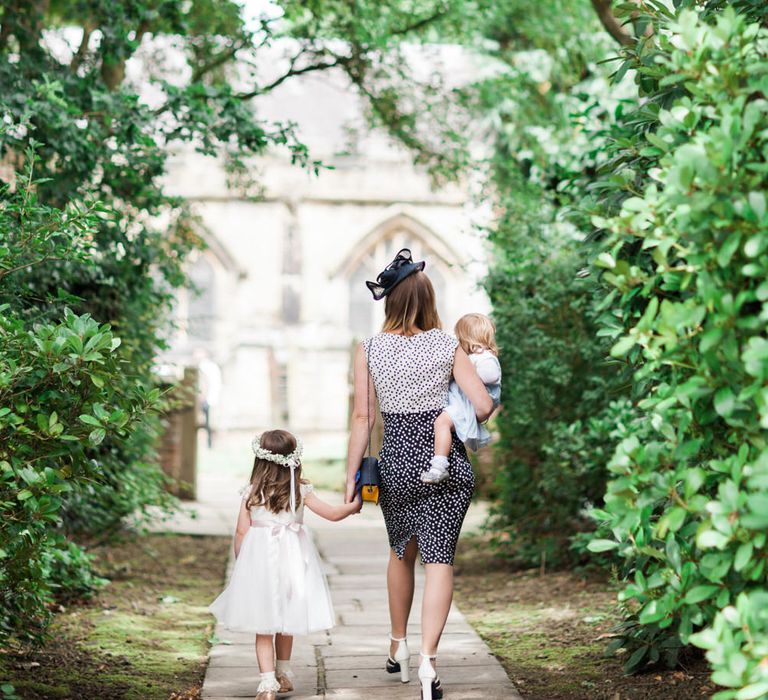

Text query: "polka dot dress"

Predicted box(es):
[362, 329, 475, 565]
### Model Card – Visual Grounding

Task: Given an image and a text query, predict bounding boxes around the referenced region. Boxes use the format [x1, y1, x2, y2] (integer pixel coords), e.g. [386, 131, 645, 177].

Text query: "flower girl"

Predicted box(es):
[208, 429, 361, 700]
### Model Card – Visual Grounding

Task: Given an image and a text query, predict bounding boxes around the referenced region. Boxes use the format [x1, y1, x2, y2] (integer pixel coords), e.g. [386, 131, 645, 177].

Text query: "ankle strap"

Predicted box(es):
[390, 634, 407, 642]
[420, 651, 437, 659]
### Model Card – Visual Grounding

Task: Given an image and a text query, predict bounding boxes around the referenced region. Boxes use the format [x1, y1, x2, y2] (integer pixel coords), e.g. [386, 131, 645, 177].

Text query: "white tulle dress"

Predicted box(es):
[208, 481, 335, 635]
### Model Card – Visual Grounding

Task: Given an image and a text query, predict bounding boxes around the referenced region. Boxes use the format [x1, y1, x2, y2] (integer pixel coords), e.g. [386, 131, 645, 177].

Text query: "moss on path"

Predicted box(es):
[453, 535, 715, 700]
[0, 532, 229, 700]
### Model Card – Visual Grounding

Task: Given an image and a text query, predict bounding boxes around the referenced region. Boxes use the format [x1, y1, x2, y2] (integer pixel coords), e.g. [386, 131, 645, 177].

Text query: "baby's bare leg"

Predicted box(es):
[422, 412, 454, 484]
[434, 411, 454, 457]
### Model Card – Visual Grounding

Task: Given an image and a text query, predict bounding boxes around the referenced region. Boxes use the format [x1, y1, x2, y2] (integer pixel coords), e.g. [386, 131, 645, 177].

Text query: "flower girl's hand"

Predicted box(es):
[349, 491, 363, 514]
[344, 479, 357, 505]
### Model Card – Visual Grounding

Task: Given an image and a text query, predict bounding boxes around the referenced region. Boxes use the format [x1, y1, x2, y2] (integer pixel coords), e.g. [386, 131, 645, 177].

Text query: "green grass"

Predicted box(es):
[0, 533, 229, 700]
[453, 535, 714, 699]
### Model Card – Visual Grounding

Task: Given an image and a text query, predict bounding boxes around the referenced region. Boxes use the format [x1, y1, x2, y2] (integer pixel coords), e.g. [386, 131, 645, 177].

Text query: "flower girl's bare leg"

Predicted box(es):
[275, 634, 294, 692]
[275, 633, 293, 660]
[255, 635, 279, 698]
[255, 634, 275, 672]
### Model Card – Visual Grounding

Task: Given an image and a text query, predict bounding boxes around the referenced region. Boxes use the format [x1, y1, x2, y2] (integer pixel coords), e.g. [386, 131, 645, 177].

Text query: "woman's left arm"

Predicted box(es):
[344, 342, 377, 504]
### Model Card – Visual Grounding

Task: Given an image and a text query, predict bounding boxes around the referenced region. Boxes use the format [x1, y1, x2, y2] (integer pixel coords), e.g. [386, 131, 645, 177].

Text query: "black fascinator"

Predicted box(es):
[365, 248, 426, 301]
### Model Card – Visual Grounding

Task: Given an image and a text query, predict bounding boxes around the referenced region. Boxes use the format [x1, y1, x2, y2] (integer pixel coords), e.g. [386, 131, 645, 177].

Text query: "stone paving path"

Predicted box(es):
[147, 471, 520, 700]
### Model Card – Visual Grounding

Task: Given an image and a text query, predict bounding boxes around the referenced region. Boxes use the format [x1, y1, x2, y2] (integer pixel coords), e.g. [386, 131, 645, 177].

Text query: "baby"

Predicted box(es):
[421, 313, 502, 484]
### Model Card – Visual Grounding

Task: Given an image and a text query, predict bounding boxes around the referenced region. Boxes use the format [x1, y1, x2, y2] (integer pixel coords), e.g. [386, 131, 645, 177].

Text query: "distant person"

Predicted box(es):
[208, 429, 362, 699]
[421, 313, 502, 483]
[195, 351, 221, 448]
[344, 249, 494, 700]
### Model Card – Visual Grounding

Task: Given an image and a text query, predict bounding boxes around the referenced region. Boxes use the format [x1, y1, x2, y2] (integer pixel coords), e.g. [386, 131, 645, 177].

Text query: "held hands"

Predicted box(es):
[348, 491, 363, 515]
[344, 479, 357, 505]
[344, 479, 363, 515]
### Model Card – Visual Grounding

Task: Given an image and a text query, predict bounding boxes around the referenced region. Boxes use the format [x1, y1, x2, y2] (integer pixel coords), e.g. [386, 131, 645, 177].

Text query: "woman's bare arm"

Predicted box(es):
[344, 342, 377, 504]
[453, 346, 494, 422]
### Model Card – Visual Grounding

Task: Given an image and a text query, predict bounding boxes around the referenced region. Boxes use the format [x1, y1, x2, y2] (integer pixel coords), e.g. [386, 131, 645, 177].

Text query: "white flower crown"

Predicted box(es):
[251, 434, 304, 468]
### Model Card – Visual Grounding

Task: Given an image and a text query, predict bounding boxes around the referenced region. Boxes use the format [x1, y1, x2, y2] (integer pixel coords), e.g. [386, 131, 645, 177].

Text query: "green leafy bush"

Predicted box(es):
[0, 157, 162, 645]
[586, 7, 768, 688]
[486, 212, 624, 564]
[0, 0, 486, 657]
[691, 591, 768, 698]
[474, 8, 630, 564]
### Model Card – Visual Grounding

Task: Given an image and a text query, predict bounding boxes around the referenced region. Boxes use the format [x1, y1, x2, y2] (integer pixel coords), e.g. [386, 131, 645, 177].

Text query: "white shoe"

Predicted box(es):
[385, 634, 410, 683]
[276, 671, 293, 693]
[421, 464, 449, 483]
[418, 652, 443, 700]
[256, 675, 280, 699]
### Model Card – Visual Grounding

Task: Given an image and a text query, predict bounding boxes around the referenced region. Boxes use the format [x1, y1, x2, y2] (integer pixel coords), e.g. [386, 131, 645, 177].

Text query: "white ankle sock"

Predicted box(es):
[258, 671, 278, 691]
[276, 659, 292, 676]
[430, 455, 449, 470]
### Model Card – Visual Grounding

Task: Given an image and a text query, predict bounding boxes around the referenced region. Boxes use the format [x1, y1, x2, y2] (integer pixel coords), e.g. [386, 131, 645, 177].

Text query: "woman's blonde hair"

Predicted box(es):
[381, 271, 442, 334]
[454, 313, 498, 355]
[245, 429, 305, 513]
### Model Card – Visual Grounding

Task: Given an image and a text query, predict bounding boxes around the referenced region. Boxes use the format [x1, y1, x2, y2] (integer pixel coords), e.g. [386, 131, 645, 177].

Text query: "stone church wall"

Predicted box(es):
[158, 81, 490, 460]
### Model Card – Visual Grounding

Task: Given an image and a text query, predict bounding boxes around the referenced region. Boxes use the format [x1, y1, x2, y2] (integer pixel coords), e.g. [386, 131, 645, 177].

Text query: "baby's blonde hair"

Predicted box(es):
[455, 313, 498, 356]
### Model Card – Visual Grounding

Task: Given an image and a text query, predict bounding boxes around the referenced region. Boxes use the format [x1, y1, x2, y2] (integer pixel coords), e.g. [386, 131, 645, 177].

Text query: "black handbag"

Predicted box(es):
[356, 339, 381, 504]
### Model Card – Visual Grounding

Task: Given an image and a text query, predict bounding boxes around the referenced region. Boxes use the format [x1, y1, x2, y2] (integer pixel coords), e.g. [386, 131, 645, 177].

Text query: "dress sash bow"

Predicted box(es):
[250, 519, 310, 602]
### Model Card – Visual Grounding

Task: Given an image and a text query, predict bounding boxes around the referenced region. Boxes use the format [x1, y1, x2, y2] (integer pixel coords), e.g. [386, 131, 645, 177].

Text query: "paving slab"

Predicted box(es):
[147, 469, 519, 699]
[322, 652, 497, 670]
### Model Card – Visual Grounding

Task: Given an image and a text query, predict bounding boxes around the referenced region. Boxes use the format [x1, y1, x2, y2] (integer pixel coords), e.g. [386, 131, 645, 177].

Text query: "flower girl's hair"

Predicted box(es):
[454, 313, 498, 356]
[245, 429, 305, 513]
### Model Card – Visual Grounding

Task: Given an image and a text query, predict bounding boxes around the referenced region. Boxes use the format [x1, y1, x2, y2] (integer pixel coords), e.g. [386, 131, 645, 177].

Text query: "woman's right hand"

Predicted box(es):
[348, 491, 363, 515]
[344, 478, 357, 504]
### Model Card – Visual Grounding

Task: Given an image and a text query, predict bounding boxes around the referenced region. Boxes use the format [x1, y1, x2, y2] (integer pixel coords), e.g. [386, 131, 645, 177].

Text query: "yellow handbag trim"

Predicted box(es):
[361, 485, 379, 504]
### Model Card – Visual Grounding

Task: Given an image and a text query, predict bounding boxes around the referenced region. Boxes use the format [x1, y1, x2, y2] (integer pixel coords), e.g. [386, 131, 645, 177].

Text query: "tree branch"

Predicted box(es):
[590, 0, 635, 46]
[191, 38, 248, 83]
[236, 53, 348, 99]
[389, 6, 450, 38]
[100, 18, 150, 90]
[71, 22, 94, 73]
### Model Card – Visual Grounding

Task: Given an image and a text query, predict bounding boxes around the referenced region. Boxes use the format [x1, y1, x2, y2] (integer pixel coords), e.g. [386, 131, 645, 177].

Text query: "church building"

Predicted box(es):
[159, 62, 490, 459]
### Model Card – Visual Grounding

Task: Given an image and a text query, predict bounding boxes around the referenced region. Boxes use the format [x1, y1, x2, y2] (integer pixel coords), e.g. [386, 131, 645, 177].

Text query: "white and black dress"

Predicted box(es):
[362, 328, 475, 565]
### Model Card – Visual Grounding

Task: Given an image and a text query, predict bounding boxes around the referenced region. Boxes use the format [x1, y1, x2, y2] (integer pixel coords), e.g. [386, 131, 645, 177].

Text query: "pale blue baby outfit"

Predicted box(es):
[445, 349, 502, 451]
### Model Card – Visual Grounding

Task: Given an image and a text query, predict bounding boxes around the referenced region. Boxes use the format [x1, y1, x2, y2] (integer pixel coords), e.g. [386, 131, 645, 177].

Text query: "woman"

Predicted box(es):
[344, 249, 493, 700]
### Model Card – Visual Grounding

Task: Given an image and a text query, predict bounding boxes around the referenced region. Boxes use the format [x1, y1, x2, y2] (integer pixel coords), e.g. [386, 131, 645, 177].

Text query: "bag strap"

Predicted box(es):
[365, 337, 373, 459]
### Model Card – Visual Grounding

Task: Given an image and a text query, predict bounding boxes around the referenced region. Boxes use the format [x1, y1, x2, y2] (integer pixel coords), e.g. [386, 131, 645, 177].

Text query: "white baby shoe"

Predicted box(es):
[421, 456, 449, 484]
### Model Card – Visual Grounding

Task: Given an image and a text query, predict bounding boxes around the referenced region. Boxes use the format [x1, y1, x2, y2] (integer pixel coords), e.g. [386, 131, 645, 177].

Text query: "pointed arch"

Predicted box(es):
[190, 221, 247, 279]
[332, 209, 464, 279]
[339, 209, 461, 338]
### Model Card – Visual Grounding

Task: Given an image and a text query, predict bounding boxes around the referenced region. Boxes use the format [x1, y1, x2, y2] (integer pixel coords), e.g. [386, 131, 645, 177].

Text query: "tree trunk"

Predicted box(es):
[590, 0, 635, 46]
[101, 59, 126, 91]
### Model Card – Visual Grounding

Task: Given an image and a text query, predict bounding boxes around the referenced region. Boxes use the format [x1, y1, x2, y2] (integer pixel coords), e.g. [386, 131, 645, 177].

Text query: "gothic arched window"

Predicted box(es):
[188, 254, 216, 341]
[345, 218, 454, 338]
